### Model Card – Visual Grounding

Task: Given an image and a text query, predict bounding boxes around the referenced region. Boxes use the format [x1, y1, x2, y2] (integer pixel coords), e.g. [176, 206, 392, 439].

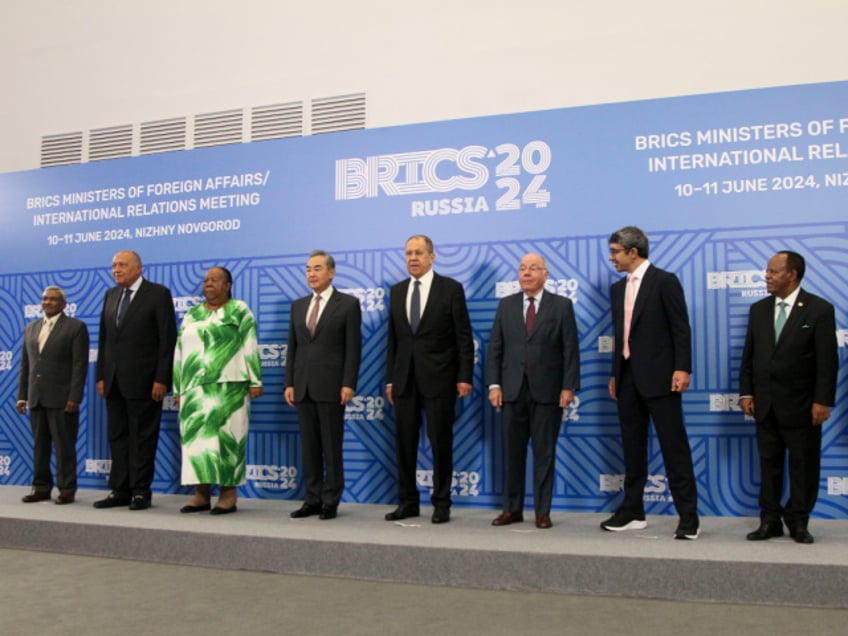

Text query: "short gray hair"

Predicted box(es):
[609, 226, 649, 258]
[309, 249, 335, 270]
[42, 285, 66, 302]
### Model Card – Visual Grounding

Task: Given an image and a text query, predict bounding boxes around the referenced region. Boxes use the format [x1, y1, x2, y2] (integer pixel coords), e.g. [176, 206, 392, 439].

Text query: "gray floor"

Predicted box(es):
[2, 548, 847, 636]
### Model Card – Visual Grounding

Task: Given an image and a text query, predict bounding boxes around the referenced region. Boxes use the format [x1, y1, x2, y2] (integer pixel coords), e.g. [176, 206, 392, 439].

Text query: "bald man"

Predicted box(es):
[94, 250, 176, 510]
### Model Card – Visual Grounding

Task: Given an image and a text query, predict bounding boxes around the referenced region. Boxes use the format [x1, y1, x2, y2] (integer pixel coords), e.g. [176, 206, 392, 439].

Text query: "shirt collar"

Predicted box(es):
[315, 286, 334, 302]
[525, 289, 544, 303]
[411, 269, 434, 286]
[631, 260, 651, 280]
[776, 286, 801, 307]
[125, 276, 143, 294]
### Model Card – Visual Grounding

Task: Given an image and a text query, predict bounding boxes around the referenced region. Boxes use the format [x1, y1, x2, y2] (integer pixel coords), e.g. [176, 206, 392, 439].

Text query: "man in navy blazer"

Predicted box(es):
[604, 226, 700, 539]
[94, 250, 177, 510]
[384, 235, 474, 524]
[740, 251, 838, 544]
[486, 253, 580, 529]
[16, 286, 89, 504]
[286, 250, 362, 520]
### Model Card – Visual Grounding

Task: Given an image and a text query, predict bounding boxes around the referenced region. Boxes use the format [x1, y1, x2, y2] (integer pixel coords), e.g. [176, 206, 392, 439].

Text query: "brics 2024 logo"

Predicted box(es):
[259, 343, 286, 368]
[707, 270, 768, 297]
[335, 141, 552, 217]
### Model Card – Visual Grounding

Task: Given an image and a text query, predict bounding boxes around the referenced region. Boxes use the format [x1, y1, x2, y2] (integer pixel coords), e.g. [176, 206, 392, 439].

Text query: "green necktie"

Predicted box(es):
[774, 301, 788, 342]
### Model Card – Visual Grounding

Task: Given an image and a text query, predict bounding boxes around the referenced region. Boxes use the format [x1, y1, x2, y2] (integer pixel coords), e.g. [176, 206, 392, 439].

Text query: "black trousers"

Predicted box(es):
[616, 360, 698, 515]
[296, 395, 346, 507]
[393, 368, 456, 509]
[501, 377, 563, 515]
[106, 380, 163, 498]
[30, 406, 79, 493]
[756, 407, 822, 528]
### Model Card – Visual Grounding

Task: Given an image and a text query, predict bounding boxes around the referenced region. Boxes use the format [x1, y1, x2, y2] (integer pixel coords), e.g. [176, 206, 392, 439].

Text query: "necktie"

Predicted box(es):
[117, 288, 132, 326]
[774, 301, 788, 342]
[525, 296, 536, 336]
[622, 274, 636, 359]
[38, 318, 52, 352]
[307, 295, 321, 336]
[410, 280, 421, 334]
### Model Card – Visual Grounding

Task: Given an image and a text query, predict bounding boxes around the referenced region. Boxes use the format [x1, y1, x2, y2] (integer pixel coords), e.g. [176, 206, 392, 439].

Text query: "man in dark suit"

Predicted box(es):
[740, 251, 838, 544]
[286, 250, 362, 520]
[94, 250, 177, 510]
[603, 226, 700, 539]
[16, 286, 89, 504]
[384, 234, 474, 524]
[486, 253, 580, 529]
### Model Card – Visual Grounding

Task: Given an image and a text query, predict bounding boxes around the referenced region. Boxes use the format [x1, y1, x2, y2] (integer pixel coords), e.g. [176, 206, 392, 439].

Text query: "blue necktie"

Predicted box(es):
[117, 288, 132, 325]
[410, 280, 421, 334]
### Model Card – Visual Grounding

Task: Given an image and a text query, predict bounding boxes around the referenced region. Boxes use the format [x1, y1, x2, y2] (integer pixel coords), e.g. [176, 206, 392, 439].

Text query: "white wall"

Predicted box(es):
[2, 0, 846, 173]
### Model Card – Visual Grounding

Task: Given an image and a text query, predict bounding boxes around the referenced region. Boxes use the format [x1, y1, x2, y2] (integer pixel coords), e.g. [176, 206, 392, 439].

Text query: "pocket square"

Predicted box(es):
[801, 324, 811, 329]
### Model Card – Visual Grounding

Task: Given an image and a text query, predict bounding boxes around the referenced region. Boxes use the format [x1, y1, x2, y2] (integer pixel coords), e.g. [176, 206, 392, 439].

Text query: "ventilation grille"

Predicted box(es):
[251, 102, 303, 141]
[194, 108, 244, 148]
[89, 125, 133, 162]
[40, 132, 83, 167]
[140, 117, 187, 155]
[38, 93, 365, 167]
[311, 93, 366, 134]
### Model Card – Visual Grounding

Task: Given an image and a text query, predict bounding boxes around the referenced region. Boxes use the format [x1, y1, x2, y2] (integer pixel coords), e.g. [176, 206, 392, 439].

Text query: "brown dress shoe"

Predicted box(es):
[55, 492, 76, 505]
[21, 491, 51, 503]
[491, 511, 524, 526]
[535, 513, 552, 529]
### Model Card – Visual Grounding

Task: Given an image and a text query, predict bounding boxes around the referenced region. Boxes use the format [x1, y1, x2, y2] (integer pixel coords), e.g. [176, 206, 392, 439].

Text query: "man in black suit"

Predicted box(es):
[486, 253, 580, 529]
[16, 286, 89, 505]
[385, 235, 474, 524]
[286, 250, 362, 520]
[94, 250, 177, 510]
[740, 251, 838, 544]
[603, 226, 700, 539]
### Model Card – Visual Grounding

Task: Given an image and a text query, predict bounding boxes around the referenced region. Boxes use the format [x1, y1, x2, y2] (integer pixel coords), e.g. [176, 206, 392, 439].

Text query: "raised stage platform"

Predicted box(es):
[1, 486, 846, 609]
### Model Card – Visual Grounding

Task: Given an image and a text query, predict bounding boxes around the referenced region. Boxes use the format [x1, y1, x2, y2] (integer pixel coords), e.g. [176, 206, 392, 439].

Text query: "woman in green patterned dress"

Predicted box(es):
[173, 267, 262, 514]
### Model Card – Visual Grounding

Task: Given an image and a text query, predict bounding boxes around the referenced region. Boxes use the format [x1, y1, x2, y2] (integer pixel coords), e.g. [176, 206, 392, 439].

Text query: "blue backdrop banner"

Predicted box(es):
[1, 80, 846, 517]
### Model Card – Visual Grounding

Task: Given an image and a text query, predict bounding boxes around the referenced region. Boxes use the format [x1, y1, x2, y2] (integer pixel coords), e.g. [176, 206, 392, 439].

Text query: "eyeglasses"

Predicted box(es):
[518, 265, 546, 273]
[609, 247, 628, 256]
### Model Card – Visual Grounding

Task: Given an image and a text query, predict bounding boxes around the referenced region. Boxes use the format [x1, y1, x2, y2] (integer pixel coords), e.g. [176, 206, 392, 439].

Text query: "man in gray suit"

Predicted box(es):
[285, 250, 362, 520]
[486, 253, 580, 529]
[16, 286, 89, 504]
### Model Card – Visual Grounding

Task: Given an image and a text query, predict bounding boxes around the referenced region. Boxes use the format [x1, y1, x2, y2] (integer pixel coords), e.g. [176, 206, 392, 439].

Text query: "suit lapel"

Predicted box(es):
[774, 290, 806, 349]
[41, 314, 65, 351]
[526, 292, 546, 340]
[630, 265, 655, 328]
[417, 274, 438, 329]
[312, 290, 340, 338]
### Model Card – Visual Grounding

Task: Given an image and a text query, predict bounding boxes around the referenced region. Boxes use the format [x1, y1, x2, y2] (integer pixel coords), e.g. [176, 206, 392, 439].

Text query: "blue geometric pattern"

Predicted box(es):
[1, 223, 845, 517]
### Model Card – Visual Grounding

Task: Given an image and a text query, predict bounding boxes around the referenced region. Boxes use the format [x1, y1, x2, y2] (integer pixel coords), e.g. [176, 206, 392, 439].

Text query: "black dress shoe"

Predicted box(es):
[319, 505, 338, 520]
[180, 502, 211, 513]
[129, 495, 151, 510]
[746, 521, 784, 541]
[431, 507, 450, 524]
[93, 492, 131, 509]
[290, 502, 322, 518]
[210, 504, 237, 515]
[789, 527, 814, 544]
[21, 490, 51, 503]
[385, 505, 420, 521]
